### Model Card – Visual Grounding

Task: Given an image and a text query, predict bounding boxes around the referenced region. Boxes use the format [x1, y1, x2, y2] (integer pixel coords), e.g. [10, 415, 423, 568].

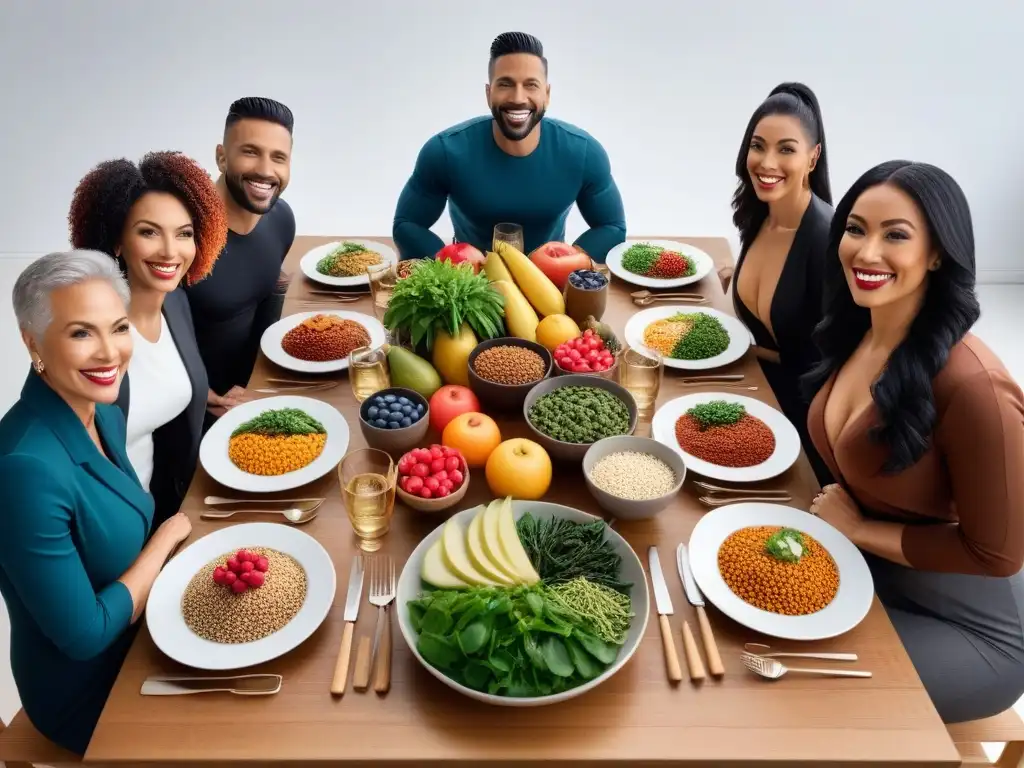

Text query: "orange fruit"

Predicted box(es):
[441, 412, 502, 468]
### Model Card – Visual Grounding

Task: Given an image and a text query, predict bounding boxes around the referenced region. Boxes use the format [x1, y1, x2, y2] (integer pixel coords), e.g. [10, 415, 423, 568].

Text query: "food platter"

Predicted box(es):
[147, 523, 337, 670]
[260, 310, 387, 373]
[651, 392, 801, 482]
[198, 395, 349, 492]
[299, 239, 398, 287]
[623, 305, 750, 371]
[688, 503, 874, 641]
[605, 239, 715, 289]
[396, 499, 649, 706]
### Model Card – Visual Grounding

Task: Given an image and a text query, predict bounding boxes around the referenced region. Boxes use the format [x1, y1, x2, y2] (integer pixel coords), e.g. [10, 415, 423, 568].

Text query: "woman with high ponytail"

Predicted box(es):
[729, 81, 834, 485]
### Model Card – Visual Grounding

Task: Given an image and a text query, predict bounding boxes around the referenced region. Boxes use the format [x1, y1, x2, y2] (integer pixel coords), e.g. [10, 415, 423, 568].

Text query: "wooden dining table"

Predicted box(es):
[81, 236, 960, 767]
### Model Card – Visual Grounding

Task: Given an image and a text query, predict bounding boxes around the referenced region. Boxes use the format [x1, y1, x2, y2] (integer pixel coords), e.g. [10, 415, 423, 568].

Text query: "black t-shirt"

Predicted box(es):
[185, 199, 296, 395]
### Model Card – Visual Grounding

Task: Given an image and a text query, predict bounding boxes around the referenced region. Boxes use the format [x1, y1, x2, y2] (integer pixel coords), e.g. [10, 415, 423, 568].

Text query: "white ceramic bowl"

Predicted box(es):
[396, 500, 649, 706]
[582, 435, 686, 520]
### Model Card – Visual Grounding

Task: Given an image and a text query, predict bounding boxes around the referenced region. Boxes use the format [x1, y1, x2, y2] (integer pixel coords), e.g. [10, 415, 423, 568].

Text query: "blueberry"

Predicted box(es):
[400, 417, 412, 428]
[387, 421, 400, 429]
[417, 403, 425, 413]
[388, 411, 401, 423]
[399, 405, 411, 416]
[374, 395, 385, 404]
[367, 406, 379, 419]
[383, 394, 396, 403]
[398, 396, 410, 405]
[390, 402, 403, 412]
[374, 418, 388, 428]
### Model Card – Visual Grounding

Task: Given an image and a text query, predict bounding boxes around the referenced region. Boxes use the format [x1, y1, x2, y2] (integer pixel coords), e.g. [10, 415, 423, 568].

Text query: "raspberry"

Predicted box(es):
[226, 557, 241, 573]
[240, 560, 255, 573]
[247, 570, 265, 588]
[212, 566, 227, 584]
[231, 579, 248, 594]
[223, 570, 237, 585]
[256, 557, 269, 572]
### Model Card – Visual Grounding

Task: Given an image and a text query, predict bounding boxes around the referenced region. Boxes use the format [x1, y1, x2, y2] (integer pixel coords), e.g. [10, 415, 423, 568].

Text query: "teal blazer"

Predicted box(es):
[0, 371, 155, 755]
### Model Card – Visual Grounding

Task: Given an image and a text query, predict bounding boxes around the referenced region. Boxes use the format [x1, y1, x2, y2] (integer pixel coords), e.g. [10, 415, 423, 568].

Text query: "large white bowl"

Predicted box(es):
[300, 240, 397, 287]
[396, 500, 650, 706]
[260, 309, 387, 374]
[147, 523, 337, 670]
[199, 395, 350, 492]
[623, 305, 751, 371]
[688, 503, 874, 641]
[605, 239, 715, 288]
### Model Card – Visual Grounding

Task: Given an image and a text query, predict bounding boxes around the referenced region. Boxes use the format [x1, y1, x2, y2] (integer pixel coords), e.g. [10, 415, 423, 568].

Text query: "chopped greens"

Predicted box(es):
[687, 400, 745, 429]
[230, 408, 326, 438]
[516, 513, 630, 592]
[764, 528, 806, 563]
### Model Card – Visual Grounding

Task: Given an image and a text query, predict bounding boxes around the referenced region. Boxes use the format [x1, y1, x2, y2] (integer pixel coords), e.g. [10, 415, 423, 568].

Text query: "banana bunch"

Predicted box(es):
[484, 241, 565, 342]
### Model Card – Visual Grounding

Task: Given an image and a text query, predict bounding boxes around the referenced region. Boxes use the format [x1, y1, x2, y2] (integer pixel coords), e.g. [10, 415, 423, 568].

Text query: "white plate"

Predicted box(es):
[299, 240, 397, 287]
[396, 500, 649, 706]
[688, 503, 874, 641]
[606, 239, 715, 288]
[199, 395, 349, 492]
[623, 305, 750, 371]
[652, 392, 801, 482]
[260, 310, 387, 374]
[147, 523, 337, 670]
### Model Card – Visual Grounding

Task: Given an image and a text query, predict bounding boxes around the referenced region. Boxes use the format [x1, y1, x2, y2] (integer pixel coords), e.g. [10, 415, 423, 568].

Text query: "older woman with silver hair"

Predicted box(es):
[0, 249, 191, 755]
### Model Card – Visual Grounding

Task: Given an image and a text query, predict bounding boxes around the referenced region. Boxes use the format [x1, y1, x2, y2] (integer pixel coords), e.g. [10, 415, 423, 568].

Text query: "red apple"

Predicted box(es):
[436, 243, 486, 274]
[529, 241, 592, 289]
[428, 385, 481, 433]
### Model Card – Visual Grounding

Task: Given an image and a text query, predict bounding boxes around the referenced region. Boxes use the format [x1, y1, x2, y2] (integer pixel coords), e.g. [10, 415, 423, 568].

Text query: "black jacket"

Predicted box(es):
[115, 289, 208, 525]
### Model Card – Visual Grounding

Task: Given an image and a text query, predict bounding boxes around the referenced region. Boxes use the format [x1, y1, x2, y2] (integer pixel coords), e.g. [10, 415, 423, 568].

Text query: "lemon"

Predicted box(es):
[535, 314, 582, 352]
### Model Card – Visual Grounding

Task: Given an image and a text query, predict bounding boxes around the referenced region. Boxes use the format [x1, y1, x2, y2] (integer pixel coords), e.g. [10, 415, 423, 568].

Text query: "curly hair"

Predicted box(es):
[68, 151, 227, 286]
[801, 160, 980, 473]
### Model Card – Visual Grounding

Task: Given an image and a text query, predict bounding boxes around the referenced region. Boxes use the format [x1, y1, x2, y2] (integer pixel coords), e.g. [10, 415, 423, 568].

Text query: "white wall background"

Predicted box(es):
[0, 0, 1022, 730]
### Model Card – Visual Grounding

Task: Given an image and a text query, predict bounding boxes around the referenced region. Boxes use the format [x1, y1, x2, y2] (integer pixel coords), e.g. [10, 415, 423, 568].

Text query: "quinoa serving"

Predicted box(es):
[281, 314, 370, 362]
[473, 345, 547, 385]
[588, 451, 678, 500]
[316, 241, 383, 277]
[228, 408, 328, 476]
[182, 546, 308, 643]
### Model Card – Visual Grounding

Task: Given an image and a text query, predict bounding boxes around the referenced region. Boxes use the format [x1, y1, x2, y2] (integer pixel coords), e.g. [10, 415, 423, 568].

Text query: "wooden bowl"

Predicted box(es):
[396, 458, 471, 513]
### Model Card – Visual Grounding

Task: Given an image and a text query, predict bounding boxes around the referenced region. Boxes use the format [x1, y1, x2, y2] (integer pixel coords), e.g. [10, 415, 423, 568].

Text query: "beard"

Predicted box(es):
[490, 103, 546, 142]
[224, 171, 282, 215]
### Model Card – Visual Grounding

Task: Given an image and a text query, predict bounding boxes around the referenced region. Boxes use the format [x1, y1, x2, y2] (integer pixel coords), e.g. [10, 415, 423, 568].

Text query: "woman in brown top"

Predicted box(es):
[804, 160, 1024, 723]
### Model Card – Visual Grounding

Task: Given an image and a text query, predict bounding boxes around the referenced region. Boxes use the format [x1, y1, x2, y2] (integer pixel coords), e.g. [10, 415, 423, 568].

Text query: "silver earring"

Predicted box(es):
[32, 359, 44, 375]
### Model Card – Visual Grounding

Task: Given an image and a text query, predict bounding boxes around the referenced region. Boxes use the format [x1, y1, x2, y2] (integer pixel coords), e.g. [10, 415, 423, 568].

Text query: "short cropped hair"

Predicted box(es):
[13, 249, 131, 339]
[225, 96, 294, 135]
[68, 151, 227, 286]
[488, 32, 548, 79]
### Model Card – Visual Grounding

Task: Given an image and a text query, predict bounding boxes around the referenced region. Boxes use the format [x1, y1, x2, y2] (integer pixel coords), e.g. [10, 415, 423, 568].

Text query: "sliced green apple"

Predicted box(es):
[482, 499, 522, 581]
[421, 538, 468, 589]
[441, 514, 502, 587]
[467, 507, 515, 585]
[496, 496, 541, 585]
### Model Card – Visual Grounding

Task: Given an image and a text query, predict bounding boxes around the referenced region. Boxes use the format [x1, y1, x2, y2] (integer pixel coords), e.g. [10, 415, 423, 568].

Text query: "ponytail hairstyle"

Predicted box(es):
[801, 160, 980, 473]
[731, 82, 832, 253]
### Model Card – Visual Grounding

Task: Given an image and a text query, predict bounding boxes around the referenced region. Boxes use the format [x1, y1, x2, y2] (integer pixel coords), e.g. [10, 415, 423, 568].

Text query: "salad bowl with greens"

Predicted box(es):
[396, 498, 649, 706]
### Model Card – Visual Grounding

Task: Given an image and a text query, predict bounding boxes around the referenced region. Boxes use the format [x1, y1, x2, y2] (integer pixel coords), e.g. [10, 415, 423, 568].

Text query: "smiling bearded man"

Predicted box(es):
[393, 32, 626, 263]
[184, 97, 297, 425]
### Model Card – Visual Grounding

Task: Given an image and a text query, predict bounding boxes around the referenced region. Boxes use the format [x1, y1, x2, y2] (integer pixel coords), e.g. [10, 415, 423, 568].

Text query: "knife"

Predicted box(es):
[647, 547, 682, 682]
[141, 674, 282, 696]
[330, 555, 365, 696]
[677, 543, 725, 677]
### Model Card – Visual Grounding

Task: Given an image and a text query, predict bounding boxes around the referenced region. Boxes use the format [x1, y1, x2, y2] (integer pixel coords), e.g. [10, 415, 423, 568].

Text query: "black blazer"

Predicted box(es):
[115, 289, 208, 526]
[731, 193, 834, 485]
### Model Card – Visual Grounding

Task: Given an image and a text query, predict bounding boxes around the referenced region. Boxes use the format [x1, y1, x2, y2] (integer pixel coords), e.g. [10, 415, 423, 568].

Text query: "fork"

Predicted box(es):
[369, 556, 396, 694]
[741, 653, 871, 679]
[253, 383, 339, 395]
[694, 480, 792, 505]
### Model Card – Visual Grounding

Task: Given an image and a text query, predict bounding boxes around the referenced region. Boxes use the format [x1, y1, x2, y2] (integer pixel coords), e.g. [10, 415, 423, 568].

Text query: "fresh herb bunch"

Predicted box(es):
[382, 259, 505, 350]
[765, 528, 805, 563]
[516, 513, 630, 592]
[670, 312, 730, 360]
[528, 386, 630, 444]
[582, 316, 621, 353]
[231, 408, 326, 437]
[687, 401, 745, 430]
[621, 243, 662, 275]
[407, 584, 624, 697]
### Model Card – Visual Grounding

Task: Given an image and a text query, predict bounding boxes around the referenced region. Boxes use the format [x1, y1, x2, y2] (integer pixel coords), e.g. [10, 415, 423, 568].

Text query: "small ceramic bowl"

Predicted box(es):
[358, 387, 430, 456]
[467, 337, 553, 411]
[582, 435, 686, 520]
[553, 348, 622, 381]
[396, 458, 471, 512]
[522, 374, 638, 462]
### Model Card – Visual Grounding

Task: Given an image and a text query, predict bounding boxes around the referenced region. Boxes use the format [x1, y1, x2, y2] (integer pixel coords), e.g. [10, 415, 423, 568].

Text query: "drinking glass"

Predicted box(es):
[619, 347, 664, 425]
[590, 258, 611, 281]
[366, 262, 398, 321]
[349, 346, 390, 402]
[493, 223, 525, 253]
[339, 448, 397, 552]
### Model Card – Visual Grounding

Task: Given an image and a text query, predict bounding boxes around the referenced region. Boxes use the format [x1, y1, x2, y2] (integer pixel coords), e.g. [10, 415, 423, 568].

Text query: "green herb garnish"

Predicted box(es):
[621, 243, 663, 275]
[231, 408, 327, 437]
[547, 578, 633, 644]
[515, 513, 630, 592]
[764, 528, 806, 563]
[687, 400, 745, 430]
[382, 258, 505, 350]
[316, 242, 372, 274]
[670, 312, 730, 360]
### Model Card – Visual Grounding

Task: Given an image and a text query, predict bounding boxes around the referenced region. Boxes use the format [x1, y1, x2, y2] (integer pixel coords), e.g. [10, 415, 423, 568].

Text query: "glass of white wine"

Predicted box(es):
[366, 262, 398, 321]
[349, 346, 389, 402]
[619, 347, 663, 431]
[493, 223, 524, 253]
[339, 448, 397, 552]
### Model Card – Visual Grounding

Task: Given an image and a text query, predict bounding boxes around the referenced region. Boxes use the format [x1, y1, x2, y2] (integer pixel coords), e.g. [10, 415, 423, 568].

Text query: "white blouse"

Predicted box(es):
[125, 316, 192, 491]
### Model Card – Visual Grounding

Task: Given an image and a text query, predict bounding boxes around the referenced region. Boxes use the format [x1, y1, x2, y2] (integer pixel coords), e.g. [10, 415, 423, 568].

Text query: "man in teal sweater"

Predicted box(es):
[393, 32, 627, 263]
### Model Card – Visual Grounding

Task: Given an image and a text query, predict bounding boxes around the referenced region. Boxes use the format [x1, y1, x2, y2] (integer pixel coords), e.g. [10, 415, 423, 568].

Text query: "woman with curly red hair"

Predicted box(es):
[69, 151, 229, 524]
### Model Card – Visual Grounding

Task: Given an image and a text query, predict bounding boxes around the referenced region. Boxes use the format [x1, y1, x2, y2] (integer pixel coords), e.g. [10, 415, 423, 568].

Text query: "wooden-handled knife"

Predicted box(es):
[677, 543, 725, 678]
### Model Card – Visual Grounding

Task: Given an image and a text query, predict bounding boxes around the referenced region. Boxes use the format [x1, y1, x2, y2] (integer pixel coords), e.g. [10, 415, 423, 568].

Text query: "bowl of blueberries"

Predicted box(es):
[358, 387, 430, 455]
[564, 268, 610, 325]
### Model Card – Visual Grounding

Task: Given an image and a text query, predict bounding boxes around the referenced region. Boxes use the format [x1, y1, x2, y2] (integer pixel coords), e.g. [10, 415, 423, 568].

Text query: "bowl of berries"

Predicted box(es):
[553, 325, 621, 380]
[358, 387, 430, 456]
[396, 444, 471, 512]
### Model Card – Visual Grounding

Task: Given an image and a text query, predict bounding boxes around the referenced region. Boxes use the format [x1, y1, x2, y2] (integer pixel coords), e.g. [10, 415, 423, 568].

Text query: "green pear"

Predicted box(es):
[386, 345, 442, 399]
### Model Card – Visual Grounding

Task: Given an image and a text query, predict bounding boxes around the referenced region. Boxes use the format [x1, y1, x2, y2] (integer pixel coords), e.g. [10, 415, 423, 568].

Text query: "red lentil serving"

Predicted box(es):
[674, 400, 775, 467]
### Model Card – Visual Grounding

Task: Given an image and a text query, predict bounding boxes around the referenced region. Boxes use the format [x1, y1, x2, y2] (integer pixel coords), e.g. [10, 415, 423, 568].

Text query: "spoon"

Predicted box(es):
[630, 289, 705, 300]
[633, 296, 707, 307]
[744, 643, 858, 661]
[741, 653, 871, 679]
[200, 499, 323, 525]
